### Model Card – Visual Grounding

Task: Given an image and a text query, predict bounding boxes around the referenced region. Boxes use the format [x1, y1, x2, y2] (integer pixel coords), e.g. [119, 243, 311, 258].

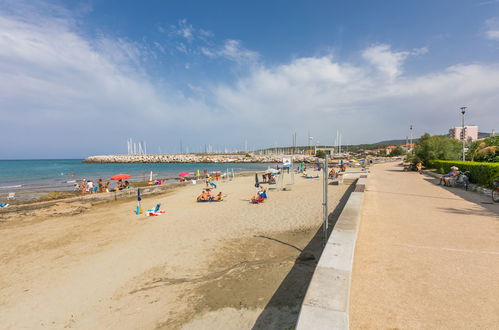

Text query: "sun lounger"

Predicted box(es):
[146, 203, 165, 216]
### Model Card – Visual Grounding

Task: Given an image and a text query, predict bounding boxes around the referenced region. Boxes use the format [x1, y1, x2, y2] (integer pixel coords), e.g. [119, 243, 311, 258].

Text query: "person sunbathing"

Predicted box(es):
[329, 168, 338, 179]
[197, 190, 211, 201]
[213, 192, 223, 201]
[251, 194, 265, 203]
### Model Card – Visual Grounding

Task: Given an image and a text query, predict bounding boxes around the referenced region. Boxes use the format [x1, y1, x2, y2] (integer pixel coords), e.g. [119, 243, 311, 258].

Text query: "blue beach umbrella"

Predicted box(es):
[136, 188, 142, 214]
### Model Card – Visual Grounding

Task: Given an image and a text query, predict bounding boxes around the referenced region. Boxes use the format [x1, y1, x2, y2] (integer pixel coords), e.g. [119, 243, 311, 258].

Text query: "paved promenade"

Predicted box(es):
[350, 162, 499, 329]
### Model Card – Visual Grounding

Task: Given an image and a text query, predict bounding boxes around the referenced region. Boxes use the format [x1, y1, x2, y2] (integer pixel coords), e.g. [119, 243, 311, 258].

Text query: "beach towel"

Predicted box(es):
[305, 176, 319, 179]
[197, 199, 222, 203]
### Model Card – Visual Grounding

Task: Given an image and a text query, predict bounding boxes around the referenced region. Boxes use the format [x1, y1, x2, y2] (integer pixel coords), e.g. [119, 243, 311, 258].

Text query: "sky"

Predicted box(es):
[1, 0, 499, 159]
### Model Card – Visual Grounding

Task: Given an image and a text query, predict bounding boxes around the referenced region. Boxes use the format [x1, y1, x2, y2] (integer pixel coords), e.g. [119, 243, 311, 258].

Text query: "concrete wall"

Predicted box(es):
[296, 175, 367, 330]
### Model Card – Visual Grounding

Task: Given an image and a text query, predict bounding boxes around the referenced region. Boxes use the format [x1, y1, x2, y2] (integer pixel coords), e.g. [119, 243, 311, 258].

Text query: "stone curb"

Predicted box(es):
[296, 174, 366, 330]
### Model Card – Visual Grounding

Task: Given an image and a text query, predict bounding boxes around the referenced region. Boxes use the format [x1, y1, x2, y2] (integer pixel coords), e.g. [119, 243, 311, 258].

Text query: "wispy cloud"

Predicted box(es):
[202, 39, 259, 63]
[484, 17, 499, 40]
[157, 19, 259, 64]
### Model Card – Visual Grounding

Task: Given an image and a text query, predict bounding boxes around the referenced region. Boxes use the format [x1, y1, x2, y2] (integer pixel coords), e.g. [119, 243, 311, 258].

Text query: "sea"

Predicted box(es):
[0, 159, 277, 193]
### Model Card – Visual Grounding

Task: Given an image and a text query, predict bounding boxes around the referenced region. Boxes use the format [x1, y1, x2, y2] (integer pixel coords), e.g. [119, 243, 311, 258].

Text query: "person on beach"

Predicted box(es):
[98, 179, 103, 193]
[439, 166, 459, 186]
[104, 181, 110, 192]
[80, 179, 87, 195]
[329, 168, 338, 179]
[251, 193, 265, 204]
[117, 179, 123, 190]
[124, 181, 130, 189]
[213, 192, 223, 201]
[197, 189, 211, 201]
[87, 180, 94, 193]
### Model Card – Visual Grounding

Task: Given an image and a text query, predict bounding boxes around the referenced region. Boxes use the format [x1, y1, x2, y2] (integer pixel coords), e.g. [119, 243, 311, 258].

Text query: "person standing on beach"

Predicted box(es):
[81, 179, 87, 195]
[98, 179, 103, 193]
[87, 180, 94, 193]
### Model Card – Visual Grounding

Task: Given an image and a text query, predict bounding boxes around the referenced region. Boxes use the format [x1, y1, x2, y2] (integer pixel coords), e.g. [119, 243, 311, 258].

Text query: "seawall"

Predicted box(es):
[83, 154, 319, 164]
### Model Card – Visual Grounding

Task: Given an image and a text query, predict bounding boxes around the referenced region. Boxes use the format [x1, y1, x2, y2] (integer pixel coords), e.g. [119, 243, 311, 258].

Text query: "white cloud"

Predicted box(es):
[484, 17, 499, 40]
[361, 44, 426, 80]
[486, 30, 499, 40]
[158, 19, 258, 64]
[0, 1, 498, 157]
[202, 39, 259, 63]
[210, 54, 499, 146]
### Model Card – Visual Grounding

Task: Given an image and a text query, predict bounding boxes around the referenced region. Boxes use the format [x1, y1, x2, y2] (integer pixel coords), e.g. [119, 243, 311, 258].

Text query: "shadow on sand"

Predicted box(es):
[251, 183, 356, 330]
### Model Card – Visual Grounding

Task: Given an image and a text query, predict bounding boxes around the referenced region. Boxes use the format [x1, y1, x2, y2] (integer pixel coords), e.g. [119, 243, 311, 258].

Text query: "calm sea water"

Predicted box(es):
[0, 159, 277, 192]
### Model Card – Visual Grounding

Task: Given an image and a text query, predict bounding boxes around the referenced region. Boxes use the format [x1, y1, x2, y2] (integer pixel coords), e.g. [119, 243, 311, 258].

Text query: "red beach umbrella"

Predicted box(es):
[110, 174, 131, 180]
[178, 172, 192, 177]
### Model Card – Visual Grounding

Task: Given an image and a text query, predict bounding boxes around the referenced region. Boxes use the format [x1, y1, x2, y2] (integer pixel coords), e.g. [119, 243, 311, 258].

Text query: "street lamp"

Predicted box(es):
[410, 125, 413, 155]
[460, 107, 467, 161]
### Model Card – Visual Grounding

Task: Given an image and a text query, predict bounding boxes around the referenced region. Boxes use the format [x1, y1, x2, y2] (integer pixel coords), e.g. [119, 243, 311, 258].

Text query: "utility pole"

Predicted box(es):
[461, 107, 467, 161]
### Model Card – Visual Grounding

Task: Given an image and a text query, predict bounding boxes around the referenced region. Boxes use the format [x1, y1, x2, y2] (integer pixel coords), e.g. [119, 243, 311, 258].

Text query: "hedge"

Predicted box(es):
[426, 160, 499, 187]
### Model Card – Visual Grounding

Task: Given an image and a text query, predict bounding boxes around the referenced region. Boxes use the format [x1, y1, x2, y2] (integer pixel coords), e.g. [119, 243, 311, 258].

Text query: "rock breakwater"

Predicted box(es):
[83, 154, 318, 164]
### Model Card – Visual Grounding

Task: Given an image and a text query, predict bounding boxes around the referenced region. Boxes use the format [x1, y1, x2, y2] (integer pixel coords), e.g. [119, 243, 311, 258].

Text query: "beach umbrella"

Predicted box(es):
[178, 172, 192, 177]
[136, 188, 142, 215]
[255, 173, 260, 188]
[110, 174, 131, 180]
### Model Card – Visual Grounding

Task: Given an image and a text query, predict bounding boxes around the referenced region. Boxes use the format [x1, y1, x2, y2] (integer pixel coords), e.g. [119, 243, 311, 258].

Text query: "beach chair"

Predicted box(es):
[146, 203, 165, 216]
[7, 192, 15, 200]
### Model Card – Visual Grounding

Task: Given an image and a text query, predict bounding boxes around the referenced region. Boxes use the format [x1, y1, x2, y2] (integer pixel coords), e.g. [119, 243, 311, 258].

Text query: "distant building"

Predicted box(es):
[401, 144, 415, 152]
[385, 146, 397, 155]
[449, 125, 478, 141]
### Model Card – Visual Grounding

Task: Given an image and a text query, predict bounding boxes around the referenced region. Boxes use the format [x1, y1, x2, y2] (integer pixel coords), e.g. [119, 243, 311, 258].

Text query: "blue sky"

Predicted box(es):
[1, 0, 499, 158]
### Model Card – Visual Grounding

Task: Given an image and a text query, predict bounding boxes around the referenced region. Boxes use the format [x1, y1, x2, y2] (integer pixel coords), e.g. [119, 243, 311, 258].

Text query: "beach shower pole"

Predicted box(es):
[323, 152, 329, 246]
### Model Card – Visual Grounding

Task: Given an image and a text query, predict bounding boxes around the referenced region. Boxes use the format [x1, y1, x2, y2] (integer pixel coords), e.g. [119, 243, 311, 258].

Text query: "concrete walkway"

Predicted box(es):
[350, 162, 499, 329]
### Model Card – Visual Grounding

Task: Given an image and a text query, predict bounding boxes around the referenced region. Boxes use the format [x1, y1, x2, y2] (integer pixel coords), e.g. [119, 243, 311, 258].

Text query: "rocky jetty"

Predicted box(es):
[83, 154, 318, 164]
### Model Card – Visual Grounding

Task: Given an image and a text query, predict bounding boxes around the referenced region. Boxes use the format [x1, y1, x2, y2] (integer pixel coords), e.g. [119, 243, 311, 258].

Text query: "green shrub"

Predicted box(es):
[468, 136, 499, 162]
[426, 160, 499, 187]
[415, 133, 461, 164]
[315, 150, 326, 159]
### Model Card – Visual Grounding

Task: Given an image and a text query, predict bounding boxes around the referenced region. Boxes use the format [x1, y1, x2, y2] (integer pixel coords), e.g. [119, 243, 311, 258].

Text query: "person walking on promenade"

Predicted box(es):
[416, 162, 423, 174]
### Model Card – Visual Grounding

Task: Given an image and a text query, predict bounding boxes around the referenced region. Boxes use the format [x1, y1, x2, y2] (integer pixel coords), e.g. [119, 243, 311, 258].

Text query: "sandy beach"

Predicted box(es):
[0, 171, 351, 329]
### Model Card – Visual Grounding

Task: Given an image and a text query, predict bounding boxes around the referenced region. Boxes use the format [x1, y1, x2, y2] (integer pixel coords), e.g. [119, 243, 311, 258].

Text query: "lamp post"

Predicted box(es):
[460, 107, 467, 161]
[409, 125, 413, 155]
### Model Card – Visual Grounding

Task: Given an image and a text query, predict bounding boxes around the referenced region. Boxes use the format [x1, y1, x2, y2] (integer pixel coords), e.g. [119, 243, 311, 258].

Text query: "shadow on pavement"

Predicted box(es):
[423, 177, 499, 217]
[251, 183, 356, 330]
